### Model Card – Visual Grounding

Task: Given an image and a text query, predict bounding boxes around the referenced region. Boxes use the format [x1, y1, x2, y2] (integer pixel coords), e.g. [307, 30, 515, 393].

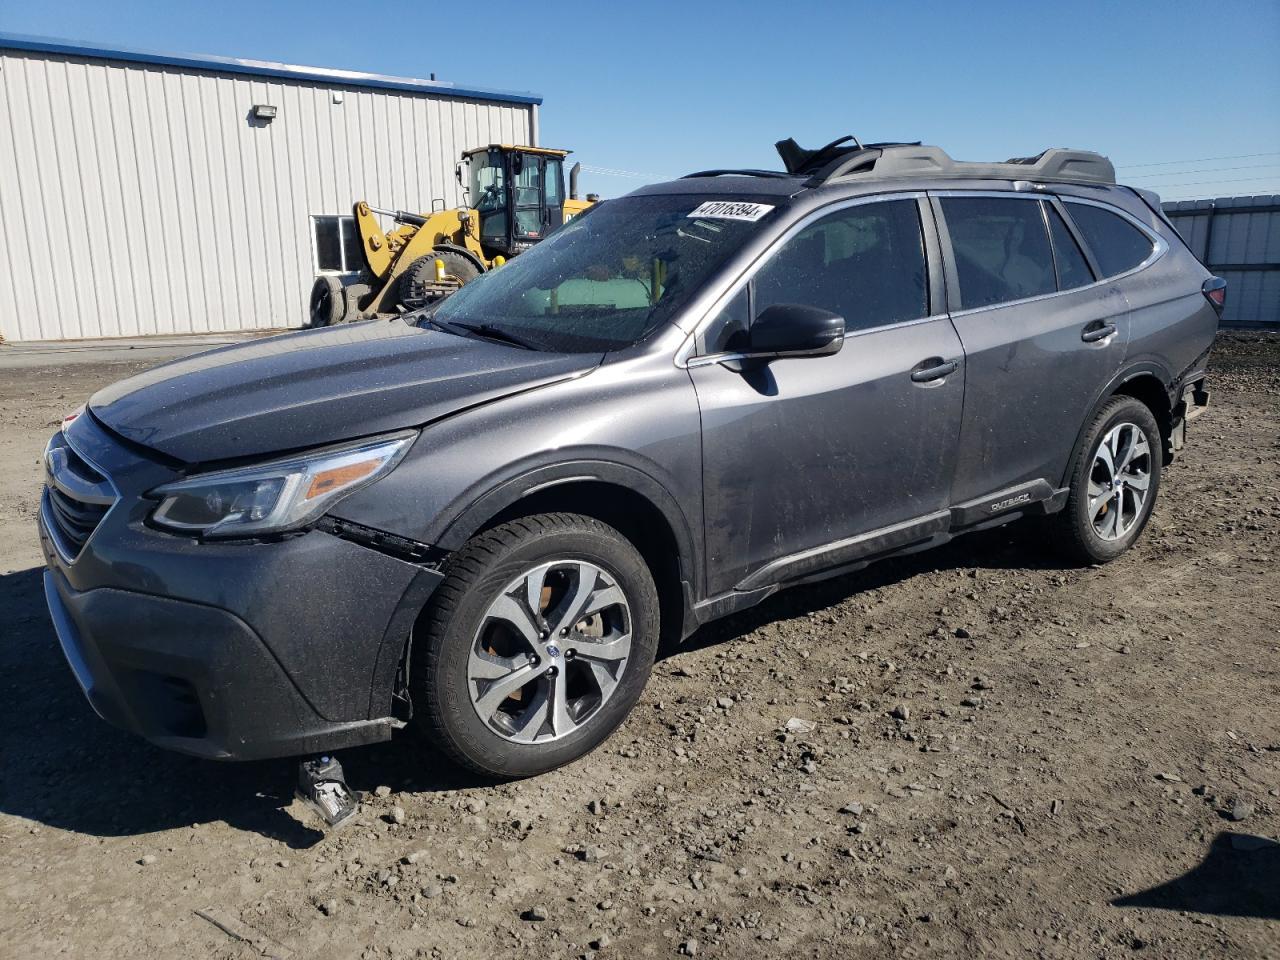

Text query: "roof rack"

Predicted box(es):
[681, 137, 1116, 188]
[793, 136, 1114, 186]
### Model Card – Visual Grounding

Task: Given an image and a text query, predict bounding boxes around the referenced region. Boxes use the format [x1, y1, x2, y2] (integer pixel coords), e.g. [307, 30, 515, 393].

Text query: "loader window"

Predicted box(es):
[471, 153, 508, 242]
[545, 159, 563, 208]
[430, 193, 777, 352]
[514, 155, 544, 238]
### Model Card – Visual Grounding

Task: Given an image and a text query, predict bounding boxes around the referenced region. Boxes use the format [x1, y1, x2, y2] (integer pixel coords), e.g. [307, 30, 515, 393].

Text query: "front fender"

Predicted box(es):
[330, 350, 706, 589]
[434, 454, 696, 556]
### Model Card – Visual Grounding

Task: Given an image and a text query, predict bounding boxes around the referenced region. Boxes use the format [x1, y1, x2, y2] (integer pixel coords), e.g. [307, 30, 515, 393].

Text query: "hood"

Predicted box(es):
[89, 320, 601, 464]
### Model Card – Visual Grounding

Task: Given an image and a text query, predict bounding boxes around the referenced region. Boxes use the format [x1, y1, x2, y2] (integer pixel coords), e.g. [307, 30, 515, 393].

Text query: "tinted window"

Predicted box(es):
[941, 197, 1055, 308]
[1045, 203, 1094, 290]
[1066, 202, 1154, 278]
[751, 199, 928, 334]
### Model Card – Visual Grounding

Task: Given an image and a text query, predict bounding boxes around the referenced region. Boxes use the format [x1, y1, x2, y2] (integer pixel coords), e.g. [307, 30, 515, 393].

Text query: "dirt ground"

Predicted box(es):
[1, 334, 1277, 960]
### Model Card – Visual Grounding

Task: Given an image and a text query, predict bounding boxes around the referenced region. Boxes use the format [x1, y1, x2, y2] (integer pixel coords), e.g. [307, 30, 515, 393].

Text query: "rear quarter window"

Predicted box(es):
[1064, 202, 1155, 278]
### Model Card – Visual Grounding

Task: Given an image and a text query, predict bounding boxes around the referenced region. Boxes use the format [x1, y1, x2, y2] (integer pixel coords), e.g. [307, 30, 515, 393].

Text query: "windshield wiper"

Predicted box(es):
[450, 322, 540, 351]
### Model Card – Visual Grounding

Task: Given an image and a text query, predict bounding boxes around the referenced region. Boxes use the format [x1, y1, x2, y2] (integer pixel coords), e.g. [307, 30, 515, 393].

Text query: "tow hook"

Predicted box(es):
[295, 755, 361, 829]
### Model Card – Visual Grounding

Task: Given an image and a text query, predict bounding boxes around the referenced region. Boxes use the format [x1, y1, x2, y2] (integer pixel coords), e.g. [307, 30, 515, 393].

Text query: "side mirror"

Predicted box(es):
[747, 304, 845, 359]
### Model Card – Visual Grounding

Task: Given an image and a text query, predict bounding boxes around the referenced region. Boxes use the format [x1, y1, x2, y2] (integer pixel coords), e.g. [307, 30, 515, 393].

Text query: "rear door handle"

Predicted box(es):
[910, 358, 959, 383]
[1081, 322, 1117, 343]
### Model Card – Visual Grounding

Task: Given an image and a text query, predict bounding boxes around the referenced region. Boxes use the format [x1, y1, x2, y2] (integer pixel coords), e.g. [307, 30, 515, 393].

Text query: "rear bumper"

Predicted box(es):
[42, 568, 400, 760]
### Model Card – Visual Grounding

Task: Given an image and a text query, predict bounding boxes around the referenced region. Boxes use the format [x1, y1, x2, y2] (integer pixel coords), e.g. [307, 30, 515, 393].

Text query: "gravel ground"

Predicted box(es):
[0, 333, 1277, 960]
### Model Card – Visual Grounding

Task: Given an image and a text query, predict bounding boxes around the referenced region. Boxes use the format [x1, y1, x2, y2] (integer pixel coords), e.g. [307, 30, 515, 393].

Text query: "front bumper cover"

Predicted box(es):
[37, 414, 444, 761]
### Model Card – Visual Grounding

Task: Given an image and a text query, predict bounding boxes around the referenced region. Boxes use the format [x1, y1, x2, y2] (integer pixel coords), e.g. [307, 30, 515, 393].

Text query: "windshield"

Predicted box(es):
[428, 194, 778, 352]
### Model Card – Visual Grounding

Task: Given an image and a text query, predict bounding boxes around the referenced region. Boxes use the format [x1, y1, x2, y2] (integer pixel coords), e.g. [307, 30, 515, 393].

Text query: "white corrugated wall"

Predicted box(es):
[0, 49, 533, 341]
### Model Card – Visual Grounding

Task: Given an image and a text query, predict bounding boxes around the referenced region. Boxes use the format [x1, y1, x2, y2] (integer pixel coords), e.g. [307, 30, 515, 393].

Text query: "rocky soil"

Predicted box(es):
[0, 334, 1277, 959]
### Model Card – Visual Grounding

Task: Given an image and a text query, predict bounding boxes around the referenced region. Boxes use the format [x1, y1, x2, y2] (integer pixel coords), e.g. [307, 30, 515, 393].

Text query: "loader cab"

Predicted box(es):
[464, 145, 568, 258]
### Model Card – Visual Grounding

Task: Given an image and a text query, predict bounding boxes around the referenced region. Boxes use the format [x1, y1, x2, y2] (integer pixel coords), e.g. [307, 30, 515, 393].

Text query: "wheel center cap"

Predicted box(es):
[545, 644, 562, 659]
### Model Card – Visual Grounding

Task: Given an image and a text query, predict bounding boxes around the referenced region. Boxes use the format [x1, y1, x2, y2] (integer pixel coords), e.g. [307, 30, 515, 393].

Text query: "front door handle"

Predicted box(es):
[1081, 321, 1118, 343]
[910, 358, 959, 383]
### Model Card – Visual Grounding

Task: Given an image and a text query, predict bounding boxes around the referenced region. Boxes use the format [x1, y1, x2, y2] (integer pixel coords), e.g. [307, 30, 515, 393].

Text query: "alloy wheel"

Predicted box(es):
[466, 560, 632, 743]
[1088, 421, 1152, 541]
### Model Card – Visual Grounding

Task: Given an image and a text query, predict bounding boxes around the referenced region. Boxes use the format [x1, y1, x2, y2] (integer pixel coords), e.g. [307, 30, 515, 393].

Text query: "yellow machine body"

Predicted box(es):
[312, 144, 596, 325]
[353, 202, 486, 314]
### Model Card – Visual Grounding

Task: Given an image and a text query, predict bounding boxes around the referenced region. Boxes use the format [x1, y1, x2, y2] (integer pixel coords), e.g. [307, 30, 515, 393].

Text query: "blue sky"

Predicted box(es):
[3, 0, 1278, 200]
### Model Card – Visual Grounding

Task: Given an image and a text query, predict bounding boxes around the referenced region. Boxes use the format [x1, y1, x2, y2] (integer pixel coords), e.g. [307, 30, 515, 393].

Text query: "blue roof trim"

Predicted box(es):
[0, 32, 543, 106]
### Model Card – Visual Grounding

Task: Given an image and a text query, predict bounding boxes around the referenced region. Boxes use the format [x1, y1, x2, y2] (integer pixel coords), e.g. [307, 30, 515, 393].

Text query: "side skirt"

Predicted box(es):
[691, 480, 1068, 630]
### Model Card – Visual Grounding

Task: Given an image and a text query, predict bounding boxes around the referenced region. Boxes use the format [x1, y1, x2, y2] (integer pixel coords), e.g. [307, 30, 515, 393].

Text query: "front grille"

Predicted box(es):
[45, 486, 110, 554]
[42, 432, 117, 561]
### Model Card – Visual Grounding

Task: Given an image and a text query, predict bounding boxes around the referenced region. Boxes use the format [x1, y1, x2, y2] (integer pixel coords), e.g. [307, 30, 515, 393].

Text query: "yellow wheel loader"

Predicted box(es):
[309, 145, 596, 326]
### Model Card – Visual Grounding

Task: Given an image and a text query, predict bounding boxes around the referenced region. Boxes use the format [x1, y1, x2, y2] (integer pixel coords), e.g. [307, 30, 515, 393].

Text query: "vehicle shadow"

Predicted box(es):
[666, 520, 1067, 659]
[1111, 832, 1280, 921]
[0, 566, 485, 849]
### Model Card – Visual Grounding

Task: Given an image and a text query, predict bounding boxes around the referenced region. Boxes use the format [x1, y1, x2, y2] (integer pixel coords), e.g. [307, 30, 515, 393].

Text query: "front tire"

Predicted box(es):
[412, 513, 659, 778]
[398, 250, 481, 308]
[1051, 396, 1162, 565]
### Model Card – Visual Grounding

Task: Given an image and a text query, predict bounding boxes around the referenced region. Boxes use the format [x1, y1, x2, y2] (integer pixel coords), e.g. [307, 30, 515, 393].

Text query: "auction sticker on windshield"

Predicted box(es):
[687, 201, 775, 222]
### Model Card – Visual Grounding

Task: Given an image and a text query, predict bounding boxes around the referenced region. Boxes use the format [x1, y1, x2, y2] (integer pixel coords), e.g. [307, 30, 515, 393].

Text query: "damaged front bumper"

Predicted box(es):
[37, 414, 443, 761]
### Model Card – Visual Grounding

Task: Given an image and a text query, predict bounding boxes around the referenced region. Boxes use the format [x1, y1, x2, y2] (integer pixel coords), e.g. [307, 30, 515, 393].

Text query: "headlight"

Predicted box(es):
[148, 431, 415, 537]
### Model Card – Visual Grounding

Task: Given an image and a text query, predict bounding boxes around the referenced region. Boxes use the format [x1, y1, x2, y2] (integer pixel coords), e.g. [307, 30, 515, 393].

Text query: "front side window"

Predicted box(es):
[430, 194, 777, 352]
[753, 199, 929, 332]
[941, 196, 1056, 309]
[698, 199, 929, 355]
[1065, 202, 1155, 278]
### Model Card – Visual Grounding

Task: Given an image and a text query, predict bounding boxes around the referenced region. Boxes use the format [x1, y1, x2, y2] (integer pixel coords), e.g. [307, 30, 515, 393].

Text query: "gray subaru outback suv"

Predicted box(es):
[39, 137, 1220, 777]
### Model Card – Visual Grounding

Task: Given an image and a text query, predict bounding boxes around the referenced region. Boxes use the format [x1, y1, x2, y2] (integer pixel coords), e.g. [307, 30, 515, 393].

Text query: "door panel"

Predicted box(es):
[934, 193, 1129, 503]
[692, 316, 965, 596]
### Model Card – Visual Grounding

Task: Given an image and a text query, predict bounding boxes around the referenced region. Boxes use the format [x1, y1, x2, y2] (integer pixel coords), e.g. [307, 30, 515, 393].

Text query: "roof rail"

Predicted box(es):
[679, 140, 1117, 189]
[813, 143, 1116, 186]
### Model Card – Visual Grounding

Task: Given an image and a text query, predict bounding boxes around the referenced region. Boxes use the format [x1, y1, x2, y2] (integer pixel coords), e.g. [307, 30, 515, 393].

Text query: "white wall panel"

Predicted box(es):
[0, 49, 533, 341]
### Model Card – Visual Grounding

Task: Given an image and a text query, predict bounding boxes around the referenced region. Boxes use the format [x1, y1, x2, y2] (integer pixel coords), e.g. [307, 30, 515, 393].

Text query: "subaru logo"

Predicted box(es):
[545, 644, 561, 659]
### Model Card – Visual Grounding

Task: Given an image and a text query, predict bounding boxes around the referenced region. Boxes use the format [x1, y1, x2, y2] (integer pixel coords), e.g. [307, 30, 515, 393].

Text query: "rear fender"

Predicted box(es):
[1060, 362, 1175, 487]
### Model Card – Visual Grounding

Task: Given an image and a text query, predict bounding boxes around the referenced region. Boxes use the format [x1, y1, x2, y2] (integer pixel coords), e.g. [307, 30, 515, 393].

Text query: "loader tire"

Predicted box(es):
[308, 276, 344, 327]
[398, 251, 481, 308]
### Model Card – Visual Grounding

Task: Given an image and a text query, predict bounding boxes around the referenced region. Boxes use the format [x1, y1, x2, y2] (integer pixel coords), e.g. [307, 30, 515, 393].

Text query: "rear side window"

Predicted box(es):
[940, 197, 1055, 308]
[1045, 203, 1095, 290]
[751, 198, 929, 335]
[1064, 202, 1154, 278]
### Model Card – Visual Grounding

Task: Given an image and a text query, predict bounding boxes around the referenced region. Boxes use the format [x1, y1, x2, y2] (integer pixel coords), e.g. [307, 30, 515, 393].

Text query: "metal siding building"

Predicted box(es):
[0, 34, 540, 342]
[1163, 195, 1280, 327]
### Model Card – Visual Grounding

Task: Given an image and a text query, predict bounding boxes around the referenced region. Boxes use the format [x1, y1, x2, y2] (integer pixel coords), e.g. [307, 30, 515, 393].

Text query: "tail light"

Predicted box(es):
[1202, 276, 1226, 316]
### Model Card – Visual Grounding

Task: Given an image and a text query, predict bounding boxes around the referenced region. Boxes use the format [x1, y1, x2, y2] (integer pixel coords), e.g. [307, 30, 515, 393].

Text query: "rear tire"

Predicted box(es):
[308, 276, 344, 327]
[412, 513, 659, 778]
[1050, 396, 1162, 565]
